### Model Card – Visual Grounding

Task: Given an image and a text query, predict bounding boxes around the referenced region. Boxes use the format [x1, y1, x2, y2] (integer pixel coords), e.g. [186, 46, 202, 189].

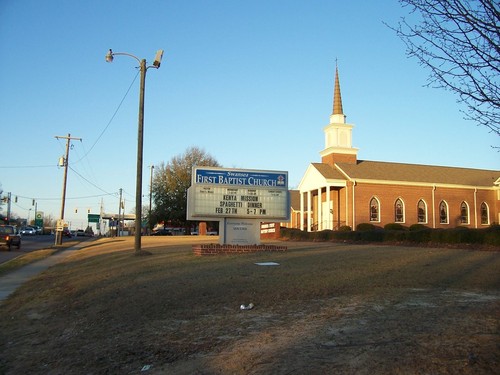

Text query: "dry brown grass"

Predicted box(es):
[0, 236, 499, 374]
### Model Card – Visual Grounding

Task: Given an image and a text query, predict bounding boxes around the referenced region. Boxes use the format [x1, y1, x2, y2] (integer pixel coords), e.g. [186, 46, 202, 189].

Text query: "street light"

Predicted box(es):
[105, 48, 164, 254]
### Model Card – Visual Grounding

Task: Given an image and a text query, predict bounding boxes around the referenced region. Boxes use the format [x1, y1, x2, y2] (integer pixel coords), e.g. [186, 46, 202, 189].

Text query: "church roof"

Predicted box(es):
[313, 160, 499, 187]
[311, 163, 347, 180]
[289, 190, 300, 210]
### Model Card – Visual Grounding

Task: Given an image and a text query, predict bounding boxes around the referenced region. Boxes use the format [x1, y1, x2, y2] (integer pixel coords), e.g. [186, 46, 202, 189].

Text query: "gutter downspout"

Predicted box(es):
[474, 188, 478, 228]
[351, 180, 356, 230]
[432, 185, 436, 228]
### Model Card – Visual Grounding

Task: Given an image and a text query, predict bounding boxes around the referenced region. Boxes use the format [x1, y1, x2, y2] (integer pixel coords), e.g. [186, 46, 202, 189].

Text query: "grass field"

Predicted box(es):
[0, 236, 499, 374]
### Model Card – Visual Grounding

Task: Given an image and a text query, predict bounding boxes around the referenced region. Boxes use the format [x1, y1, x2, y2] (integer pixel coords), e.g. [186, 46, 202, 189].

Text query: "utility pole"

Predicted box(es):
[7, 192, 11, 222]
[54, 134, 82, 245]
[118, 188, 123, 237]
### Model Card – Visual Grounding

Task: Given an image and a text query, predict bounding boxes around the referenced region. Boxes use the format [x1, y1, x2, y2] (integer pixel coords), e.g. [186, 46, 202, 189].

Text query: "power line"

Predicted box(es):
[69, 165, 118, 197]
[72, 71, 140, 164]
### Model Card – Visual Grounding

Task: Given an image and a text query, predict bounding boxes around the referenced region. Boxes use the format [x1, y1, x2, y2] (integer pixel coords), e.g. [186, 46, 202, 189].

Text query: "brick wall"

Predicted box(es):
[193, 243, 287, 256]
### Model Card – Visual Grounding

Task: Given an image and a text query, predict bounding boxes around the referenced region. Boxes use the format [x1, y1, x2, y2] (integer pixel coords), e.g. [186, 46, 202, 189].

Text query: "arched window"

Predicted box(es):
[370, 197, 379, 222]
[394, 198, 404, 222]
[417, 199, 427, 223]
[439, 201, 448, 224]
[480, 202, 489, 225]
[460, 201, 469, 224]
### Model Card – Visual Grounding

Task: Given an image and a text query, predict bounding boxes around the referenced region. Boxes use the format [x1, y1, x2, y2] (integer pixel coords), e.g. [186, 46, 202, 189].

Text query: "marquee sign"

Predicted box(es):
[187, 167, 289, 220]
[193, 168, 287, 188]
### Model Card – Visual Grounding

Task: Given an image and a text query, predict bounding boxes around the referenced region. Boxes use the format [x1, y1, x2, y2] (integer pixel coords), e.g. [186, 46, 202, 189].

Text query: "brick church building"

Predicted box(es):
[288, 67, 499, 231]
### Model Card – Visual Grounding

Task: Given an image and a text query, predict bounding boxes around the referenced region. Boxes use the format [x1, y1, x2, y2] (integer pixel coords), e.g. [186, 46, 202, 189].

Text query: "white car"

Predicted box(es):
[20, 227, 36, 235]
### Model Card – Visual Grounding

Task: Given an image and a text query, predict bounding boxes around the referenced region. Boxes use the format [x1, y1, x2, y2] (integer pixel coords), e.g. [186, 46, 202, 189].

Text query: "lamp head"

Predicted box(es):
[153, 49, 164, 68]
[105, 49, 114, 63]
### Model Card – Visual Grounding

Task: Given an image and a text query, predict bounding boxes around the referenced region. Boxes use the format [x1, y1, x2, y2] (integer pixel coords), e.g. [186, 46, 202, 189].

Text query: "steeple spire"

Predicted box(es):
[332, 63, 343, 115]
[321, 61, 358, 165]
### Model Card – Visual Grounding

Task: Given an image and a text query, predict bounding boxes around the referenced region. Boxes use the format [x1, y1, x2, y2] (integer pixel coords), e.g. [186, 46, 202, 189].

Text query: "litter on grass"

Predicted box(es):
[255, 262, 280, 266]
[240, 303, 254, 310]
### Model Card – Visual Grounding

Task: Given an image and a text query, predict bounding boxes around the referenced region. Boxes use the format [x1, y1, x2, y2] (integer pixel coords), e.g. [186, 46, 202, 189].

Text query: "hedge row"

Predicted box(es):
[280, 224, 500, 247]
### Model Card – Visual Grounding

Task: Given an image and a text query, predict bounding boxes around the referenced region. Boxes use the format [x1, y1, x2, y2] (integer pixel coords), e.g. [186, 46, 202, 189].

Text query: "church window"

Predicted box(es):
[394, 198, 404, 222]
[417, 199, 427, 223]
[460, 201, 469, 224]
[369, 197, 379, 222]
[480, 202, 489, 225]
[439, 201, 448, 224]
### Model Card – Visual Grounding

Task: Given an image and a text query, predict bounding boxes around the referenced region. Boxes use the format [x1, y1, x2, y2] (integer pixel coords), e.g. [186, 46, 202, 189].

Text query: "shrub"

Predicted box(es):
[338, 225, 352, 232]
[384, 223, 408, 231]
[280, 228, 309, 241]
[384, 230, 407, 242]
[409, 224, 429, 231]
[314, 230, 335, 241]
[483, 225, 500, 246]
[407, 228, 432, 243]
[357, 230, 385, 242]
[356, 223, 379, 232]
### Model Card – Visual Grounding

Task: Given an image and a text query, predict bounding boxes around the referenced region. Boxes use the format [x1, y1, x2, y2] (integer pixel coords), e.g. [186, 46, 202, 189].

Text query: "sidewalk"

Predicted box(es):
[0, 240, 91, 302]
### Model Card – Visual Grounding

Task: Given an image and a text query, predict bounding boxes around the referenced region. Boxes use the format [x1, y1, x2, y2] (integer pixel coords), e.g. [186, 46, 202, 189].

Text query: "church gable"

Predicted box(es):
[298, 163, 346, 192]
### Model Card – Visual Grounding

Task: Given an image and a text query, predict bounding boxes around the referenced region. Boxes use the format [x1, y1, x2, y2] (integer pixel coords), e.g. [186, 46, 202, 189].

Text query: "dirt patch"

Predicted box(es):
[0, 238, 498, 374]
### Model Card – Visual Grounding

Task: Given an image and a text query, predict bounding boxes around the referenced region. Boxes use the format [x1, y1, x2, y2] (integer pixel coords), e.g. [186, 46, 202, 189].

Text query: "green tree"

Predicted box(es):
[390, 0, 500, 136]
[151, 146, 220, 229]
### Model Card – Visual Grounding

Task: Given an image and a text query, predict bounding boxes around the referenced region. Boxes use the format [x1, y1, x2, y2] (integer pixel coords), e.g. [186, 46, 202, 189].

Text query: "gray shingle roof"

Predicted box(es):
[333, 160, 499, 187]
[310, 160, 499, 187]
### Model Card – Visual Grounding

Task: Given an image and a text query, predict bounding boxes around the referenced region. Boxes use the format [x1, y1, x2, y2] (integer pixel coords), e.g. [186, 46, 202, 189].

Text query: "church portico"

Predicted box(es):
[300, 182, 347, 232]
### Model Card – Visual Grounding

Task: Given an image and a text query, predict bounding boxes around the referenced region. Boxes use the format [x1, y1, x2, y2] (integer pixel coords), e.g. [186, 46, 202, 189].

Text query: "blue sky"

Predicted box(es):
[1, 0, 498, 229]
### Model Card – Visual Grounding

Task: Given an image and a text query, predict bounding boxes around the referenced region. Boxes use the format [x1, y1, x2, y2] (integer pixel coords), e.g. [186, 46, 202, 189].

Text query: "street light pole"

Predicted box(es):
[135, 58, 146, 251]
[105, 49, 163, 254]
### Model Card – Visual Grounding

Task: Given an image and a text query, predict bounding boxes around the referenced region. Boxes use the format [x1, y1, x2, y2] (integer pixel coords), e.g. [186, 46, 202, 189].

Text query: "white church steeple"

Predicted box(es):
[320, 64, 358, 165]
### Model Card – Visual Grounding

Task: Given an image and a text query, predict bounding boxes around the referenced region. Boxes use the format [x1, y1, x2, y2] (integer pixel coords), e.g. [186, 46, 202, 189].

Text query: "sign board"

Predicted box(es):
[187, 167, 289, 221]
[56, 219, 65, 232]
[88, 214, 100, 223]
[224, 219, 260, 244]
[35, 211, 43, 227]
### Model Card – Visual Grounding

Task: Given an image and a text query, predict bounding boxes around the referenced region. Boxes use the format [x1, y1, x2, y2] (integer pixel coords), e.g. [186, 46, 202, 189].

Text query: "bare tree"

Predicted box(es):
[388, 0, 500, 136]
[151, 146, 220, 229]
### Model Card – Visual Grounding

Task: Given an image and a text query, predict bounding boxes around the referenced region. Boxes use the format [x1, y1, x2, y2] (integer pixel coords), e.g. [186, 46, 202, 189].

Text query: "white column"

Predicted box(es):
[317, 187, 322, 231]
[326, 185, 331, 230]
[307, 190, 312, 232]
[300, 191, 304, 231]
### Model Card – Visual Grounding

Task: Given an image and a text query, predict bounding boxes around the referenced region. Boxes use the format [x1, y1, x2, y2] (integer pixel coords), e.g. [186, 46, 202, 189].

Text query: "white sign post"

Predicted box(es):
[187, 167, 289, 245]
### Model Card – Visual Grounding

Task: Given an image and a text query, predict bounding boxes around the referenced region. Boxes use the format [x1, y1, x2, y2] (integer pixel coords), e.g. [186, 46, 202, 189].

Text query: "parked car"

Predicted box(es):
[76, 230, 86, 237]
[62, 228, 72, 238]
[0, 225, 21, 251]
[20, 226, 36, 235]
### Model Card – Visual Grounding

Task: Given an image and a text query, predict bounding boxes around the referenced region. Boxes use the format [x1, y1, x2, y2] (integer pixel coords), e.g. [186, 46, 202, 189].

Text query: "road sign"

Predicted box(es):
[88, 214, 100, 223]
